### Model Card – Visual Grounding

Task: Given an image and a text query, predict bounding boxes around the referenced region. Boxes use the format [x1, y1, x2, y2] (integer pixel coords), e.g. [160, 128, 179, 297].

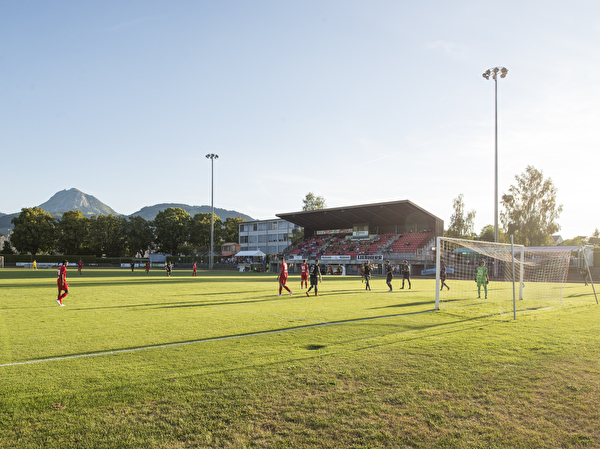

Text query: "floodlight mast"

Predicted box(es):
[205, 153, 219, 270]
[482, 67, 508, 247]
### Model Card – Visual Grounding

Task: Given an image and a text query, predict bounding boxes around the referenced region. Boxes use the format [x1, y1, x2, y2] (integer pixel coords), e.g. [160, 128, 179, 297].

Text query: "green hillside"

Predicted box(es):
[130, 203, 253, 221]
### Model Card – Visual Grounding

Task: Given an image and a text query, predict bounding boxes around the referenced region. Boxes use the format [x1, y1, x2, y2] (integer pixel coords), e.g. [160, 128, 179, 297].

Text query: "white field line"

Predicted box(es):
[0, 310, 433, 368]
[210, 307, 328, 324]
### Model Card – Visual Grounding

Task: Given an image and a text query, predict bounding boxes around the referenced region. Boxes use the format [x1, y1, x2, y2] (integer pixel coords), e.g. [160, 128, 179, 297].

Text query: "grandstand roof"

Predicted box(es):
[277, 200, 443, 232]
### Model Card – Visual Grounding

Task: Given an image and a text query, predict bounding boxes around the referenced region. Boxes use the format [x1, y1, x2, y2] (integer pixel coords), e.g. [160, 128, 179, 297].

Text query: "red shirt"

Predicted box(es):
[279, 261, 288, 280]
[300, 263, 308, 274]
[57, 265, 67, 286]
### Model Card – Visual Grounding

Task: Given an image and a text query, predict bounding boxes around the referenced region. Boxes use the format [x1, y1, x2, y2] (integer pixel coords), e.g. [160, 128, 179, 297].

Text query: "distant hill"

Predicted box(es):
[0, 189, 253, 235]
[39, 188, 119, 217]
[130, 204, 253, 221]
[0, 213, 15, 236]
[0, 188, 119, 235]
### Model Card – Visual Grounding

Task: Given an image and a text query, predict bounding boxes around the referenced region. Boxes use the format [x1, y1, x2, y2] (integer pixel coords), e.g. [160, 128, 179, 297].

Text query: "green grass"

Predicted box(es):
[1, 268, 599, 448]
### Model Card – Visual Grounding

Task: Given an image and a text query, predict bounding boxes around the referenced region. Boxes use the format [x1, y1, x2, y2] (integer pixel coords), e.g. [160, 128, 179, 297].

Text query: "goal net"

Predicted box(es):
[435, 237, 572, 317]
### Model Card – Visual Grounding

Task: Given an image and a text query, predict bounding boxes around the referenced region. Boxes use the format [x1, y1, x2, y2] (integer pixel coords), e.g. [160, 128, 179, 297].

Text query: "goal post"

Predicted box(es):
[435, 236, 524, 312]
[435, 236, 572, 317]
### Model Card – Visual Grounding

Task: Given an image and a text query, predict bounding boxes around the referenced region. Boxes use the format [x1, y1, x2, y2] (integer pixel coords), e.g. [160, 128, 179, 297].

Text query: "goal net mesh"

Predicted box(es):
[436, 237, 572, 316]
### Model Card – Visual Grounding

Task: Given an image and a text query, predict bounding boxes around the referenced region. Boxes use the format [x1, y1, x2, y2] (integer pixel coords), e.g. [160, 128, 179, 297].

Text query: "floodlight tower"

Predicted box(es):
[482, 66, 508, 244]
[206, 153, 219, 269]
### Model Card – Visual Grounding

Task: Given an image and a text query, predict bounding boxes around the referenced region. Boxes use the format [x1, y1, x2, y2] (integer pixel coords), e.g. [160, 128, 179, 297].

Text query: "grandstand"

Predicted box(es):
[277, 200, 443, 275]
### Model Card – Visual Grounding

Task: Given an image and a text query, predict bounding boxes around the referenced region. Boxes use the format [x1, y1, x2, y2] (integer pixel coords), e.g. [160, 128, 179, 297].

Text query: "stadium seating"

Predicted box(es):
[288, 231, 433, 259]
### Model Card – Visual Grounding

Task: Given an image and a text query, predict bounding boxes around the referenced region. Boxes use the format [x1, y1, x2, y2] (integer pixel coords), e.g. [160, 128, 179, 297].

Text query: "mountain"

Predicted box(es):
[0, 214, 15, 236]
[130, 204, 253, 221]
[0, 189, 253, 235]
[39, 188, 119, 217]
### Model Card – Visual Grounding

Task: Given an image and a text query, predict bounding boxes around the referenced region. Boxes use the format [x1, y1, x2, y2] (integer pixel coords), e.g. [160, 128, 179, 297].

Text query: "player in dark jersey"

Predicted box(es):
[580, 268, 590, 286]
[363, 261, 372, 291]
[385, 260, 393, 292]
[306, 260, 322, 297]
[440, 256, 449, 291]
[56, 260, 69, 306]
[400, 260, 411, 289]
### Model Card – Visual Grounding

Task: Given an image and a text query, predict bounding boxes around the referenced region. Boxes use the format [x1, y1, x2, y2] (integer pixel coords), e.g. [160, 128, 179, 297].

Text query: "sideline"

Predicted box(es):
[0, 309, 434, 368]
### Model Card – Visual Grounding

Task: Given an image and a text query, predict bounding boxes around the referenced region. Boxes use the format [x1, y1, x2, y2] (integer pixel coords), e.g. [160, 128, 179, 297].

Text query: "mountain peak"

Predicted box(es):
[0, 190, 254, 235]
[38, 188, 119, 217]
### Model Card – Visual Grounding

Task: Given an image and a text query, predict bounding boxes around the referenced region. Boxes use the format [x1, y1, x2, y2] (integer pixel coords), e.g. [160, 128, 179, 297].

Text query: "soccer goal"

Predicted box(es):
[435, 237, 572, 317]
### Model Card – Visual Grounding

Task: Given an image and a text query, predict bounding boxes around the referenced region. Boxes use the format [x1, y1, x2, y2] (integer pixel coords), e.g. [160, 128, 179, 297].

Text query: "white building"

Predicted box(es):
[0, 233, 10, 253]
[239, 219, 299, 255]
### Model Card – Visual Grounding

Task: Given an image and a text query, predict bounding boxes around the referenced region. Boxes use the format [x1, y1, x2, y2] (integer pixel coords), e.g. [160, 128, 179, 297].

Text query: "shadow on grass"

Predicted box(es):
[59, 293, 300, 311]
[3, 309, 445, 367]
[370, 300, 435, 309]
[0, 271, 276, 289]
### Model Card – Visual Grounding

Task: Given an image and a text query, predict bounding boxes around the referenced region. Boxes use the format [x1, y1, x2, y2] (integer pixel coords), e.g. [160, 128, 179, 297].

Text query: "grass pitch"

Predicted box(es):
[1, 267, 599, 448]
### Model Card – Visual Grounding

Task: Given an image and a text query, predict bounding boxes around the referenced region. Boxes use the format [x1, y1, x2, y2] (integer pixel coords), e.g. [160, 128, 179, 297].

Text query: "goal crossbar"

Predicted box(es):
[435, 237, 572, 318]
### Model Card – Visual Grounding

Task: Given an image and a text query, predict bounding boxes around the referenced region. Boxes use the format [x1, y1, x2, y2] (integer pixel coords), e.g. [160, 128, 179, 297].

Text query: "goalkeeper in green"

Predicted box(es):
[475, 260, 489, 299]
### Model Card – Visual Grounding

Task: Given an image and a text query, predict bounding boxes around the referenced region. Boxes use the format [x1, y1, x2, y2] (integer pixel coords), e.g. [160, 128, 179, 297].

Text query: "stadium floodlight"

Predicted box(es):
[482, 66, 508, 248]
[206, 153, 219, 270]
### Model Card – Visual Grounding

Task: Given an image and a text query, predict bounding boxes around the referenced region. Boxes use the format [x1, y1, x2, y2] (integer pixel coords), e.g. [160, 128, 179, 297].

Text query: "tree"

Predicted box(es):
[89, 214, 127, 257]
[446, 194, 476, 239]
[125, 216, 154, 257]
[501, 165, 563, 246]
[302, 192, 326, 211]
[222, 217, 246, 244]
[188, 212, 223, 251]
[297, 193, 326, 245]
[589, 228, 600, 247]
[56, 210, 89, 255]
[477, 224, 507, 243]
[290, 226, 305, 247]
[153, 208, 192, 255]
[561, 236, 588, 246]
[10, 207, 57, 254]
[1, 240, 15, 255]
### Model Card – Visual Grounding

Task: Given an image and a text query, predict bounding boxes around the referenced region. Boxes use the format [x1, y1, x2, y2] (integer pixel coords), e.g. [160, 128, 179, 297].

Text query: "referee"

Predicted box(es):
[306, 260, 323, 297]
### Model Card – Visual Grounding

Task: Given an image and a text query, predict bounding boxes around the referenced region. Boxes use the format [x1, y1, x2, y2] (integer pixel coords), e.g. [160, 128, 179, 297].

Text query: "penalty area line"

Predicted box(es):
[0, 309, 434, 368]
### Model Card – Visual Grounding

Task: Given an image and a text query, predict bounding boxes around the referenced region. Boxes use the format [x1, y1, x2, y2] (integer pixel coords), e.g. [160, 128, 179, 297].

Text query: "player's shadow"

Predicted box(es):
[370, 299, 434, 309]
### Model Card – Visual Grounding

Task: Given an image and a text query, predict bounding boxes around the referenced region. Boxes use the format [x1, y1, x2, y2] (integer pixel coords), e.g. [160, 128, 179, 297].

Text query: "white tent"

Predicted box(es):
[235, 250, 266, 258]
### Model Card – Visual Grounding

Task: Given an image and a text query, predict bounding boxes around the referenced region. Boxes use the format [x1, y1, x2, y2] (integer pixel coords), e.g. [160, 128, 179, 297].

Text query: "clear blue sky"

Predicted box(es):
[2, 1, 598, 239]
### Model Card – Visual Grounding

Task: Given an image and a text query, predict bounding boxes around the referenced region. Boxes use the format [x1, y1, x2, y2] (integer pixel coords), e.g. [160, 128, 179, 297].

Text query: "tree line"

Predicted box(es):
[446, 165, 596, 246]
[2, 207, 246, 257]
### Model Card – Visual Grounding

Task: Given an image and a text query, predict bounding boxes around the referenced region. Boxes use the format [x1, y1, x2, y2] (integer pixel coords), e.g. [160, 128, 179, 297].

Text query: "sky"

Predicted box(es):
[1, 0, 599, 240]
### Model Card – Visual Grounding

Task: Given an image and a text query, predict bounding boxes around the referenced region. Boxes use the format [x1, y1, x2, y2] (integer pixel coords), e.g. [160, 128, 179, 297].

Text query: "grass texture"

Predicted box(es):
[1, 267, 599, 448]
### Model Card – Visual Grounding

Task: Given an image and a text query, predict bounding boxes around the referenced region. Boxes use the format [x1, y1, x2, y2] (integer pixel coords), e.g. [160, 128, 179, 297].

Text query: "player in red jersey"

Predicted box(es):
[299, 259, 309, 288]
[77, 259, 83, 275]
[277, 257, 293, 297]
[192, 261, 197, 276]
[145, 261, 150, 273]
[56, 260, 69, 306]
